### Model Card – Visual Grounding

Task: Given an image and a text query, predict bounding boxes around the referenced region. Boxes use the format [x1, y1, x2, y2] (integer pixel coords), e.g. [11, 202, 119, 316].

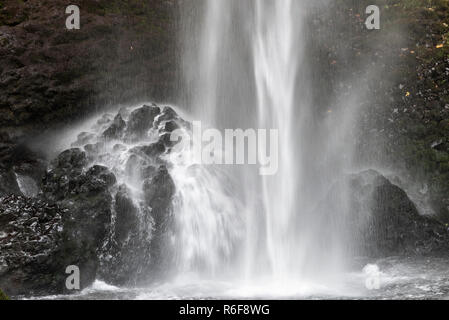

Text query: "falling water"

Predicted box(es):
[253, 0, 301, 278]
[52, 0, 360, 296]
[179, 0, 355, 289]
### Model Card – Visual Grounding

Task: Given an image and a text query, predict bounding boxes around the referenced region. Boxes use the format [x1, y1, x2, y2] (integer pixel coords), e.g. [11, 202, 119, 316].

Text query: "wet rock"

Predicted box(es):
[0, 195, 64, 296]
[98, 185, 153, 286]
[163, 120, 180, 133]
[130, 141, 166, 159]
[143, 165, 175, 231]
[35, 148, 117, 294]
[96, 114, 113, 126]
[125, 104, 161, 140]
[42, 148, 87, 201]
[141, 142, 167, 158]
[154, 106, 179, 127]
[0, 169, 21, 197]
[142, 165, 176, 279]
[0, 144, 46, 197]
[103, 114, 126, 139]
[72, 132, 95, 147]
[0, 189, 113, 296]
[346, 170, 449, 257]
[113, 144, 127, 153]
[84, 142, 105, 156]
[142, 165, 158, 180]
[114, 185, 139, 245]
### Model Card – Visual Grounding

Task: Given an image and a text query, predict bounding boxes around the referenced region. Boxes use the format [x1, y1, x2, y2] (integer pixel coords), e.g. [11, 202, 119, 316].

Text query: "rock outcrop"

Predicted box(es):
[0, 103, 184, 295]
[346, 170, 449, 257]
[0, 148, 117, 296]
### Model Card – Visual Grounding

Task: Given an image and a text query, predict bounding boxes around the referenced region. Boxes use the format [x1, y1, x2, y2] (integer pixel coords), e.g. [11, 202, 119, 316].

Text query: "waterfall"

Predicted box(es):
[179, 0, 355, 289]
[253, 0, 301, 277]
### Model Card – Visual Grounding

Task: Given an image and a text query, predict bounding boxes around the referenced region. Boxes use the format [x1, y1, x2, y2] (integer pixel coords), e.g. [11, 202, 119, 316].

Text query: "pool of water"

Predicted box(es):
[24, 256, 449, 300]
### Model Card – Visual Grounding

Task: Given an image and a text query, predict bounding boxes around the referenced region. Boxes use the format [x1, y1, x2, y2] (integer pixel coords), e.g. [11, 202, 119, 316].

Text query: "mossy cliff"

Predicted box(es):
[371, 0, 449, 222]
[313, 0, 449, 222]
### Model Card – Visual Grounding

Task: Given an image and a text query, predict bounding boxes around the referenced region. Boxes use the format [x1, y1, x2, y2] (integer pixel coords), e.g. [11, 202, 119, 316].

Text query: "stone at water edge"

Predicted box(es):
[347, 170, 449, 257]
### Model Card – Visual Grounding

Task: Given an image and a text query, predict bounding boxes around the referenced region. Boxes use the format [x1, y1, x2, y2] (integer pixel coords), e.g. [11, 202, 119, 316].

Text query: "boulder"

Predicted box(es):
[154, 106, 179, 128]
[0, 148, 117, 296]
[42, 156, 116, 281]
[99, 185, 153, 286]
[125, 105, 161, 140]
[114, 185, 139, 245]
[142, 165, 176, 279]
[0, 195, 65, 296]
[103, 114, 126, 140]
[143, 165, 176, 230]
[346, 170, 449, 257]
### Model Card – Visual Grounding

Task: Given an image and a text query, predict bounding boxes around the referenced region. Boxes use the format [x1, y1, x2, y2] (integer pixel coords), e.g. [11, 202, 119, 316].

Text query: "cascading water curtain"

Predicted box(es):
[179, 0, 354, 290]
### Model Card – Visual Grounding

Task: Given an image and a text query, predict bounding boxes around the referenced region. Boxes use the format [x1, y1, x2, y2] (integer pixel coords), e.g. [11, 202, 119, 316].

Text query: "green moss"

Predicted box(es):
[0, 289, 10, 300]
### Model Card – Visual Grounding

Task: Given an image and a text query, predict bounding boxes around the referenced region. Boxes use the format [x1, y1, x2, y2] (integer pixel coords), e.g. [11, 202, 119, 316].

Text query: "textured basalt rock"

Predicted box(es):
[0, 147, 118, 296]
[0, 195, 65, 296]
[0, 104, 184, 291]
[98, 105, 181, 286]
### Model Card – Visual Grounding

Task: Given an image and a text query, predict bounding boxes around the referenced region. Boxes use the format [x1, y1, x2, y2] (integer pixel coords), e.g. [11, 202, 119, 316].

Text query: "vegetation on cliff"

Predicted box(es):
[322, 0, 449, 222]
[0, 288, 9, 300]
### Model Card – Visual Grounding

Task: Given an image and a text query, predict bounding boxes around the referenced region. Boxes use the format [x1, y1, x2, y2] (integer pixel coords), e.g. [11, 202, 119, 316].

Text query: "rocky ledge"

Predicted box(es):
[0, 103, 183, 296]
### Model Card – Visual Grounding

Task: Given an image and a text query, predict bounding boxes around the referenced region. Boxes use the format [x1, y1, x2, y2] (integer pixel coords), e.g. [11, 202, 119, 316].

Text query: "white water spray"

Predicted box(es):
[180, 0, 355, 287]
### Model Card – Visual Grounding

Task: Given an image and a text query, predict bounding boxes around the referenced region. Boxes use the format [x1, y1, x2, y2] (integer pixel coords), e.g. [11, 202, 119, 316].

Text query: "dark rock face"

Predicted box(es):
[0, 169, 20, 197]
[103, 114, 126, 140]
[125, 104, 161, 141]
[96, 106, 182, 286]
[143, 166, 176, 231]
[0, 104, 183, 291]
[114, 185, 140, 245]
[99, 185, 153, 286]
[0, 147, 118, 296]
[98, 167, 176, 286]
[0, 142, 47, 198]
[42, 150, 116, 291]
[346, 170, 449, 257]
[0, 195, 64, 296]
[0, 0, 177, 140]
